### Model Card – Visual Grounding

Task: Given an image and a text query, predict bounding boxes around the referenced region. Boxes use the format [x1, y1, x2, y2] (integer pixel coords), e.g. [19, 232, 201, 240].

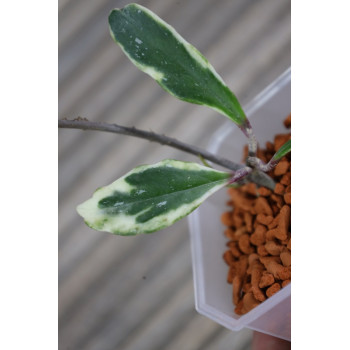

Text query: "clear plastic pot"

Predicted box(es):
[188, 68, 291, 341]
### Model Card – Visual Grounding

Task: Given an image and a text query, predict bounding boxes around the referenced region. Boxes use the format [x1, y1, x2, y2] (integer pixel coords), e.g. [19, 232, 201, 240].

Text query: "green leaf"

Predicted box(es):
[77, 160, 230, 235]
[108, 3, 247, 126]
[273, 139, 291, 161]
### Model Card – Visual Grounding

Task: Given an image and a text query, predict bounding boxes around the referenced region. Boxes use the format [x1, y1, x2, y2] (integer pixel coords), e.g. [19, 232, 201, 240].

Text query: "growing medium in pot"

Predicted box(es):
[222, 115, 291, 315]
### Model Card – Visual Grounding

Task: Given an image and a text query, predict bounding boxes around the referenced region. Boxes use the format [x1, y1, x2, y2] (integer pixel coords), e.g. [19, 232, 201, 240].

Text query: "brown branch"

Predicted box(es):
[58, 119, 242, 171]
[58, 119, 276, 189]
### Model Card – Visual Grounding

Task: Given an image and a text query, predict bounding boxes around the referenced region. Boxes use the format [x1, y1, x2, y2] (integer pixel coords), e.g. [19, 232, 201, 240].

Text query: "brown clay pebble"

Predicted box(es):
[232, 227, 248, 242]
[232, 256, 248, 305]
[234, 299, 244, 315]
[280, 250, 291, 267]
[255, 197, 273, 216]
[266, 283, 281, 297]
[284, 192, 291, 204]
[265, 240, 284, 256]
[241, 183, 257, 196]
[277, 205, 291, 240]
[250, 225, 267, 246]
[221, 212, 233, 226]
[238, 234, 254, 254]
[228, 189, 256, 213]
[227, 267, 234, 283]
[248, 253, 260, 266]
[257, 187, 272, 197]
[280, 237, 290, 246]
[259, 256, 281, 265]
[266, 228, 279, 241]
[259, 272, 275, 288]
[272, 204, 280, 215]
[280, 172, 291, 186]
[242, 292, 261, 313]
[268, 215, 279, 229]
[244, 212, 253, 232]
[282, 280, 291, 287]
[224, 228, 235, 240]
[273, 263, 290, 281]
[256, 214, 273, 226]
[271, 194, 284, 209]
[251, 263, 266, 301]
[227, 241, 241, 258]
[223, 250, 234, 266]
[232, 210, 244, 228]
[274, 183, 285, 195]
[260, 257, 290, 280]
[257, 245, 269, 257]
[232, 275, 243, 306]
[274, 160, 289, 176]
[243, 282, 252, 293]
[266, 222, 288, 242]
[284, 114, 291, 128]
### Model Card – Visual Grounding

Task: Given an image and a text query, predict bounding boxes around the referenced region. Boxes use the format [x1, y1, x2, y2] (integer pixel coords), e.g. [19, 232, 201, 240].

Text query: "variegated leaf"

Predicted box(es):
[108, 3, 248, 127]
[77, 160, 230, 235]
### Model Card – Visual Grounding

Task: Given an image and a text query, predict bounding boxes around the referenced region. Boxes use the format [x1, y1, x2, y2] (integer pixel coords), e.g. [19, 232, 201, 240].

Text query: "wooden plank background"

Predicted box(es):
[58, 0, 290, 349]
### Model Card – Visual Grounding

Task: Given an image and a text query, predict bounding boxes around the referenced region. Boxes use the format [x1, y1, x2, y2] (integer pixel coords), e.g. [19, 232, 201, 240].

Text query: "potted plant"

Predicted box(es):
[59, 3, 291, 341]
[189, 69, 290, 340]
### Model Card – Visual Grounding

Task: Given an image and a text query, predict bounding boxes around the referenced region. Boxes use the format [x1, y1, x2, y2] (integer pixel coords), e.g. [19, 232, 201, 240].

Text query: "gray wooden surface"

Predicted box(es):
[58, 1, 290, 349]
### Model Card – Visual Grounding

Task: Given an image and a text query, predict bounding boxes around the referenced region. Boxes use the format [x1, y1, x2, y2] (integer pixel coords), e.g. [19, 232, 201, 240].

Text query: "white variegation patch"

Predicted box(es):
[109, 26, 165, 83]
[139, 65, 164, 82]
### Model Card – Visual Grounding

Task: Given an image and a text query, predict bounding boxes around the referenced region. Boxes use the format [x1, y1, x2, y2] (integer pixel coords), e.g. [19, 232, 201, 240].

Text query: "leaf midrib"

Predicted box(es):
[102, 178, 228, 209]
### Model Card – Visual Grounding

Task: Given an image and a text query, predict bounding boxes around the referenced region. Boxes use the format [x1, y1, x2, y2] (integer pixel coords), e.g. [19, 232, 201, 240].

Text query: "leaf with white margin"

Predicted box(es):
[108, 3, 248, 128]
[77, 160, 230, 235]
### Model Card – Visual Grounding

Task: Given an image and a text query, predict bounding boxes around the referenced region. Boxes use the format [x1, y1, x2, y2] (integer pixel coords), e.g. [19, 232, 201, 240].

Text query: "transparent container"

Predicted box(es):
[188, 68, 291, 341]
